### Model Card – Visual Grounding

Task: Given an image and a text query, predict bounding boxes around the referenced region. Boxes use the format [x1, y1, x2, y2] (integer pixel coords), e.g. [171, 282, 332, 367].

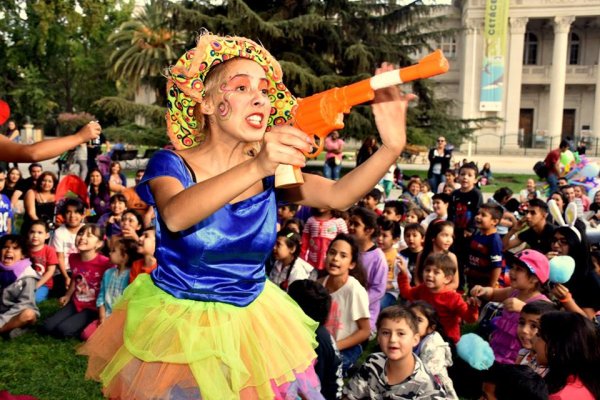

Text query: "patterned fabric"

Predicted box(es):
[166, 33, 297, 149]
[343, 352, 448, 400]
[96, 267, 130, 317]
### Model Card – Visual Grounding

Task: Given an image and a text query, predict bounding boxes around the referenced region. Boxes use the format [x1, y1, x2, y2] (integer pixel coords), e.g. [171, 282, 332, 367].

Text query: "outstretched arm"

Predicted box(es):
[0, 122, 100, 162]
[283, 63, 417, 210]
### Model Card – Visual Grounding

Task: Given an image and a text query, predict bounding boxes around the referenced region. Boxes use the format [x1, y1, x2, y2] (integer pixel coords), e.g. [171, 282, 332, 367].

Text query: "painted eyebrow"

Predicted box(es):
[227, 74, 269, 84]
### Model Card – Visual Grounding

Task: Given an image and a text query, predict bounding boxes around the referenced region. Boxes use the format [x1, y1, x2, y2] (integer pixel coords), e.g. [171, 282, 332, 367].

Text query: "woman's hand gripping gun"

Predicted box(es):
[275, 50, 450, 188]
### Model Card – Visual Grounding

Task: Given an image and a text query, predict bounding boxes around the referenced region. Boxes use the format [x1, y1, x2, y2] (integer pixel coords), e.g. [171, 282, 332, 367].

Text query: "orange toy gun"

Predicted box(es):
[275, 50, 450, 188]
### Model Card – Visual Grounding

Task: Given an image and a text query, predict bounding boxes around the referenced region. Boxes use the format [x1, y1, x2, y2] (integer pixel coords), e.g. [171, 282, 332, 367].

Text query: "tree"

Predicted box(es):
[97, 0, 477, 147]
[0, 0, 133, 128]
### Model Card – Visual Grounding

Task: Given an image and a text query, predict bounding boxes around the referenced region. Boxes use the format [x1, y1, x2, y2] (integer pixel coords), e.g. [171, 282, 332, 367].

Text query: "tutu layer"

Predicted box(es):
[78, 274, 323, 400]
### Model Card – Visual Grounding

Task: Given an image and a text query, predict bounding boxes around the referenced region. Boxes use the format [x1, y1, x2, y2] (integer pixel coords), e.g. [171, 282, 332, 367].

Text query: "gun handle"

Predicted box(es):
[275, 164, 305, 188]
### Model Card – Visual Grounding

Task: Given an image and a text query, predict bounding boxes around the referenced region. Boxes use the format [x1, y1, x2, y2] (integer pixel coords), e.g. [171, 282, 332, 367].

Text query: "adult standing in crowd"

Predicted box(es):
[21, 171, 57, 235]
[323, 131, 345, 180]
[356, 136, 378, 167]
[4, 120, 21, 169]
[544, 140, 569, 195]
[427, 136, 452, 192]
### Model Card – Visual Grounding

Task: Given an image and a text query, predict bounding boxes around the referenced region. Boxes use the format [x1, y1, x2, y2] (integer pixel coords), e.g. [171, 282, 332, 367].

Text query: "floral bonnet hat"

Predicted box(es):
[165, 32, 297, 149]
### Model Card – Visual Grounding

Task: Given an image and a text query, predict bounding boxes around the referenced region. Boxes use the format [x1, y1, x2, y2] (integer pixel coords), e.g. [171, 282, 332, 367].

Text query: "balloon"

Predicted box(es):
[0, 100, 9, 125]
[580, 163, 599, 179]
[549, 255, 575, 284]
[560, 149, 575, 166]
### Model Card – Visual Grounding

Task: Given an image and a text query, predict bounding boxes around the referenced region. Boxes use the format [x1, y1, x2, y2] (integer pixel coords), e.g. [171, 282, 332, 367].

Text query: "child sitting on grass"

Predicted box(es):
[43, 224, 112, 338]
[471, 249, 550, 364]
[515, 300, 557, 376]
[0, 235, 39, 339]
[398, 253, 479, 343]
[343, 304, 448, 399]
[81, 237, 139, 340]
[27, 220, 58, 304]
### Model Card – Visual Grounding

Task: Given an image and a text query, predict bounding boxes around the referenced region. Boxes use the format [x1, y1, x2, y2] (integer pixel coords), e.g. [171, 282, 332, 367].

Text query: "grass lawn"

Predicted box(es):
[0, 300, 104, 400]
[304, 164, 537, 195]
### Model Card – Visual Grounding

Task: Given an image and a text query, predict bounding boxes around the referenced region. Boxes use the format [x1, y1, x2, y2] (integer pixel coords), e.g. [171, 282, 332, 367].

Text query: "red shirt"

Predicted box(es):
[398, 272, 478, 343]
[29, 245, 58, 289]
[544, 148, 561, 175]
[129, 258, 157, 283]
[69, 253, 112, 312]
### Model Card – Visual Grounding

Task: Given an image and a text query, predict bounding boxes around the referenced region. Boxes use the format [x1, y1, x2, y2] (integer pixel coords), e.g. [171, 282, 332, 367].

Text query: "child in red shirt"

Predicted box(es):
[397, 252, 478, 343]
[130, 226, 157, 283]
[27, 220, 58, 303]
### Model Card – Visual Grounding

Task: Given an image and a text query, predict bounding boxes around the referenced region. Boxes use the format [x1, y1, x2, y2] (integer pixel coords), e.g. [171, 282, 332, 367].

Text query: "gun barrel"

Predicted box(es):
[370, 50, 449, 90]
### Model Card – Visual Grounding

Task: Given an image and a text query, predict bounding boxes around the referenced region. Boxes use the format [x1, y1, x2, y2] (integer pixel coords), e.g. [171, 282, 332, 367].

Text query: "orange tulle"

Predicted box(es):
[78, 275, 322, 400]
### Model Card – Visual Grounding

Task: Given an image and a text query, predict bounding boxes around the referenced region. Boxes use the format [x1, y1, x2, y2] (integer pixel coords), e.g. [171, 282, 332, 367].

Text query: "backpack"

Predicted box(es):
[533, 161, 548, 179]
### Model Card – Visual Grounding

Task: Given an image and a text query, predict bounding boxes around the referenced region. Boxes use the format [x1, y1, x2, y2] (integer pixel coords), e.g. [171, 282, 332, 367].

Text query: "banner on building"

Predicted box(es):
[479, 0, 510, 112]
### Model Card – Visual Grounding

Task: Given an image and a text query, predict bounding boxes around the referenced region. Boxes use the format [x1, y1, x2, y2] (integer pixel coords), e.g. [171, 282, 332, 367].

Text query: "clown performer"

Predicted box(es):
[79, 32, 416, 400]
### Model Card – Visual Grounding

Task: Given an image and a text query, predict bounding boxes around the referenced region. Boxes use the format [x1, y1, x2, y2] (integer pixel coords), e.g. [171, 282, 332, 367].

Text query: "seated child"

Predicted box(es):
[269, 230, 316, 291]
[322, 234, 370, 374]
[399, 223, 425, 285]
[50, 198, 85, 297]
[471, 249, 550, 364]
[343, 305, 448, 399]
[43, 224, 112, 338]
[362, 188, 383, 215]
[27, 220, 58, 303]
[97, 193, 127, 239]
[533, 311, 600, 400]
[398, 253, 479, 343]
[349, 207, 388, 333]
[130, 226, 157, 283]
[288, 279, 342, 400]
[515, 300, 556, 376]
[0, 235, 39, 338]
[377, 218, 401, 309]
[408, 300, 458, 399]
[82, 237, 139, 340]
[277, 203, 299, 231]
[421, 192, 450, 230]
[481, 363, 548, 400]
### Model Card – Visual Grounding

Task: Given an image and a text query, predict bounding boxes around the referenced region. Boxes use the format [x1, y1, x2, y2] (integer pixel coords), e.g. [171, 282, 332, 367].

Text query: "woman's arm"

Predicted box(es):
[336, 318, 371, 351]
[0, 122, 100, 162]
[150, 128, 311, 232]
[24, 189, 37, 220]
[282, 64, 417, 210]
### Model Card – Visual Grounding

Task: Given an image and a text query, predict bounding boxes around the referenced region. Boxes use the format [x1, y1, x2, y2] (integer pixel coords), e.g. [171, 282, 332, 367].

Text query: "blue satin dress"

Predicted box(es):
[136, 150, 277, 307]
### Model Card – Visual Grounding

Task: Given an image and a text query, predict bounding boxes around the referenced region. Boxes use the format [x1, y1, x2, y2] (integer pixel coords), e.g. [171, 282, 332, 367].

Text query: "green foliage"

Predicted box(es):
[0, 0, 133, 127]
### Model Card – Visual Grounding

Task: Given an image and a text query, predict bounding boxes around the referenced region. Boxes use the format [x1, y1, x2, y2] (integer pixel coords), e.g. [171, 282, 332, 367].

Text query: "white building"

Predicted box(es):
[433, 0, 600, 152]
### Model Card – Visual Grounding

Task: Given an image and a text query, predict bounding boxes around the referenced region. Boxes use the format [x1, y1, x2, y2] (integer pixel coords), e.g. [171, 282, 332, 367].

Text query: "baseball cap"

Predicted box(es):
[504, 249, 549, 284]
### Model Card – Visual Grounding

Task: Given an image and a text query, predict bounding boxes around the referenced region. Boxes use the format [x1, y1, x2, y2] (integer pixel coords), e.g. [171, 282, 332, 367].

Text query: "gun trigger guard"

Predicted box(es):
[303, 134, 324, 159]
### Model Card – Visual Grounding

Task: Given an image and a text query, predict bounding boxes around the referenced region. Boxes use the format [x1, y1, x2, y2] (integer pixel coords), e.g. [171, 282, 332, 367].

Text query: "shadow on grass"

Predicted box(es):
[0, 300, 104, 400]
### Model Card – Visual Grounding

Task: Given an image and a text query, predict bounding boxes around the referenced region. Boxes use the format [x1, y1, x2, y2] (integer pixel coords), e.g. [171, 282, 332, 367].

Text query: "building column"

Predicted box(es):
[504, 17, 528, 148]
[548, 16, 575, 141]
[593, 46, 600, 139]
[459, 20, 478, 120]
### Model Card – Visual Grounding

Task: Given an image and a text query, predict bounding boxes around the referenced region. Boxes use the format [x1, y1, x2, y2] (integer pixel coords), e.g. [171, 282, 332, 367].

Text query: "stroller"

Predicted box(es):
[53, 174, 90, 228]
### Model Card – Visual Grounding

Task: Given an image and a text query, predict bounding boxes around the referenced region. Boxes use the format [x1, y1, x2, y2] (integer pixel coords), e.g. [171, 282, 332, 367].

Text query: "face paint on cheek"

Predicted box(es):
[216, 93, 233, 120]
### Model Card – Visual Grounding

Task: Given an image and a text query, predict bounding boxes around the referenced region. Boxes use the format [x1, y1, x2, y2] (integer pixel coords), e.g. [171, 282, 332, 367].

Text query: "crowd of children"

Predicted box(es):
[1, 157, 600, 399]
[0, 164, 157, 341]
[264, 159, 600, 399]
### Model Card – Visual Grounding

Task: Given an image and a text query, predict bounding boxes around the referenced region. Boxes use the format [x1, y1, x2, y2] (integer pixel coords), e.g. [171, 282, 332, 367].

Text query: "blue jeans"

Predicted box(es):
[546, 172, 558, 195]
[428, 173, 445, 193]
[340, 344, 363, 375]
[323, 158, 342, 180]
[35, 285, 49, 303]
[380, 293, 397, 310]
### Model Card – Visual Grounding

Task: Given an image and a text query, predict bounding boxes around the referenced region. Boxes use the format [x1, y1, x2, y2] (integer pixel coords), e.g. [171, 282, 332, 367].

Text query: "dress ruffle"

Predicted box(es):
[78, 274, 323, 399]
